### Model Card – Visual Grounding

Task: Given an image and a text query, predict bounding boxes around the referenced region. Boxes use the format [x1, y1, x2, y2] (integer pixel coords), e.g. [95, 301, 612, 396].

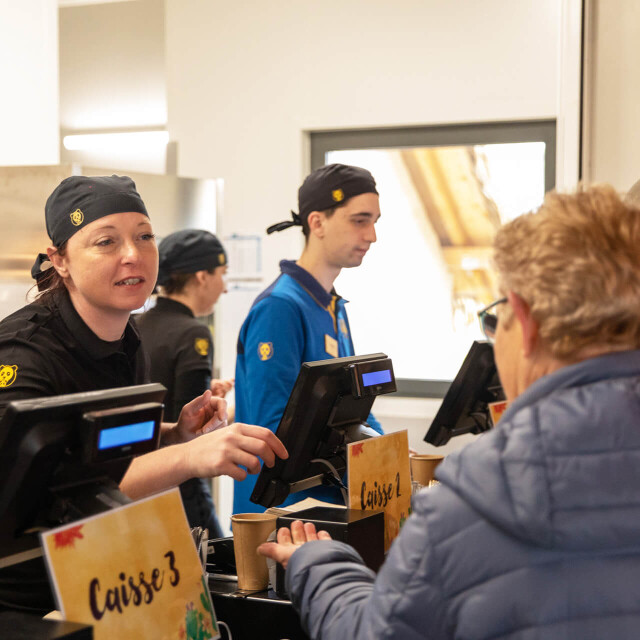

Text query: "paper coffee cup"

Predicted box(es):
[410, 454, 444, 486]
[231, 513, 277, 591]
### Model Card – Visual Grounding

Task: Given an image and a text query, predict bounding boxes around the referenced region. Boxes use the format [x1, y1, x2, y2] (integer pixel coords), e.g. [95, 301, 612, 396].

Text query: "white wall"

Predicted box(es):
[57, 0, 167, 173]
[59, 0, 166, 131]
[165, 0, 561, 267]
[165, 0, 561, 274]
[584, 0, 640, 191]
[0, 0, 59, 165]
[164, 1, 565, 524]
[165, 0, 562, 377]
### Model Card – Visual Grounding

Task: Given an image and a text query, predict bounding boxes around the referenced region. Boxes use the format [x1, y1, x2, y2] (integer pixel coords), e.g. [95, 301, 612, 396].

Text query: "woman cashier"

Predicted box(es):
[0, 175, 286, 613]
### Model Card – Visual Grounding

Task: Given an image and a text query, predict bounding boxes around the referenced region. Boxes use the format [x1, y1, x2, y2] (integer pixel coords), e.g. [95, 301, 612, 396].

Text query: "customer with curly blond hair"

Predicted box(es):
[261, 184, 640, 640]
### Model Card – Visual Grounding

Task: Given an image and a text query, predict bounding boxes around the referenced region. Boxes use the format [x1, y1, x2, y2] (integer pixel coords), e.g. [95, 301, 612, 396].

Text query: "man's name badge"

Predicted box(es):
[324, 334, 338, 357]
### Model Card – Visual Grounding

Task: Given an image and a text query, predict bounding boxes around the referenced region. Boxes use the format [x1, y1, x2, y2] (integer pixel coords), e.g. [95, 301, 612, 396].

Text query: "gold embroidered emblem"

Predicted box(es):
[332, 188, 344, 203]
[258, 342, 274, 361]
[338, 317, 348, 336]
[70, 208, 84, 226]
[0, 364, 18, 387]
[194, 338, 209, 356]
[218, 253, 226, 265]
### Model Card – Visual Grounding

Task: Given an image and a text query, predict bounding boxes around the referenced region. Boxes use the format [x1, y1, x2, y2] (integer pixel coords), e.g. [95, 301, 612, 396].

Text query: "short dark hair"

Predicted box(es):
[302, 205, 339, 240]
[159, 266, 218, 295]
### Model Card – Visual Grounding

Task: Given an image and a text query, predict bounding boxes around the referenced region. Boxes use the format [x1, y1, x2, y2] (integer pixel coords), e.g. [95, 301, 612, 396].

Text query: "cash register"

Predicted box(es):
[424, 340, 505, 446]
[0, 383, 166, 638]
[207, 353, 396, 639]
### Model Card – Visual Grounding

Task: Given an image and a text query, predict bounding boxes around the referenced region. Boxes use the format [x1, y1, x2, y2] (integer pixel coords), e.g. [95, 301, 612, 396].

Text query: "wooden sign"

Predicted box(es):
[489, 400, 509, 426]
[347, 430, 412, 551]
[41, 488, 220, 640]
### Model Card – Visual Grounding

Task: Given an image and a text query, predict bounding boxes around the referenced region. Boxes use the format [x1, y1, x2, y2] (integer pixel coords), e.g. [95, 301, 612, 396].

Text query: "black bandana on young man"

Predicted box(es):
[266, 163, 378, 234]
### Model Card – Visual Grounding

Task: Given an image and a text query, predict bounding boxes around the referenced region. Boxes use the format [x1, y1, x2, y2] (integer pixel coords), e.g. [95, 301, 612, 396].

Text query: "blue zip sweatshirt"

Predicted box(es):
[233, 260, 383, 514]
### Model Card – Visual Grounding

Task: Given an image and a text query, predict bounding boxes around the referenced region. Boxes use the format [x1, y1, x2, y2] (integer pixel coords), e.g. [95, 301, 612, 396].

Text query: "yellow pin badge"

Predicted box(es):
[324, 334, 338, 358]
[70, 208, 84, 226]
[194, 338, 209, 357]
[0, 364, 18, 387]
[258, 342, 273, 361]
[332, 189, 344, 203]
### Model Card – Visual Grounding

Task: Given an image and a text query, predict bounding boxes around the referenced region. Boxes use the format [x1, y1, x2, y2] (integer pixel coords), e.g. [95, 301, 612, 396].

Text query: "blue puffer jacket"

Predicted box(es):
[286, 350, 640, 639]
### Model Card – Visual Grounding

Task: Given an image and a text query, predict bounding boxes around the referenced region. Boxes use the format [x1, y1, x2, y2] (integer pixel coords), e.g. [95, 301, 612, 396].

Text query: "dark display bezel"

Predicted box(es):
[349, 358, 397, 398]
[83, 402, 163, 464]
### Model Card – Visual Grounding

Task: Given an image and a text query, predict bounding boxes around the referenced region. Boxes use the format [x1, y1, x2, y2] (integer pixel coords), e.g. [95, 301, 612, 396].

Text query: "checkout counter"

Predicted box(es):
[0, 353, 395, 638]
[205, 342, 502, 638]
[208, 576, 309, 640]
[0, 505, 384, 640]
[206, 352, 394, 639]
[206, 506, 384, 640]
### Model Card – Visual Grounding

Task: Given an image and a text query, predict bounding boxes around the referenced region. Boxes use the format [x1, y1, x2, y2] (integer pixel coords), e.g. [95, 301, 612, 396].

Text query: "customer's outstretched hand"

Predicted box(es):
[258, 520, 332, 570]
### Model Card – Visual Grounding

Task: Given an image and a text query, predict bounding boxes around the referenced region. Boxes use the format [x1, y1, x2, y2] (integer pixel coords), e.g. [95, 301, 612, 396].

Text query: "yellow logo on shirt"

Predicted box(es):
[332, 188, 344, 203]
[338, 317, 348, 336]
[70, 208, 84, 226]
[0, 364, 18, 387]
[194, 338, 209, 356]
[258, 342, 274, 361]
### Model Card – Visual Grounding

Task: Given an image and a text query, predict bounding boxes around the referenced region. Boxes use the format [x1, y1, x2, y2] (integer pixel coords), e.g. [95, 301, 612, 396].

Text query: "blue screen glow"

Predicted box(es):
[98, 420, 155, 450]
[362, 369, 392, 387]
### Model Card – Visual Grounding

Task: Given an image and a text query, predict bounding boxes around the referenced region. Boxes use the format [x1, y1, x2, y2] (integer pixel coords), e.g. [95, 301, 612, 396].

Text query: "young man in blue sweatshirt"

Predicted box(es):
[233, 164, 384, 514]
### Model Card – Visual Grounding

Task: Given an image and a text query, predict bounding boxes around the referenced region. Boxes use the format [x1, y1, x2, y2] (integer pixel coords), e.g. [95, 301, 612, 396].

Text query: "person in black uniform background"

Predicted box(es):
[0, 175, 287, 614]
[136, 229, 234, 537]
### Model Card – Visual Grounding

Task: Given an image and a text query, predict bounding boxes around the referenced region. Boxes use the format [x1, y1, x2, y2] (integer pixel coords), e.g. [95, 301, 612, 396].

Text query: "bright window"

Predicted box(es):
[313, 122, 555, 390]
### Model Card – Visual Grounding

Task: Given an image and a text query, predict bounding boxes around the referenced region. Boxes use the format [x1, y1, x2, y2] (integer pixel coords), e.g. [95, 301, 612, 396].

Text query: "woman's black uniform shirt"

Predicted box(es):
[134, 296, 213, 421]
[0, 289, 148, 420]
[0, 288, 148, 614]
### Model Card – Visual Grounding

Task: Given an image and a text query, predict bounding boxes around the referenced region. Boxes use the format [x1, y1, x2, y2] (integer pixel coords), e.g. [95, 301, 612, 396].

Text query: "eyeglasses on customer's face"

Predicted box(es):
[477, 297, 508, 343]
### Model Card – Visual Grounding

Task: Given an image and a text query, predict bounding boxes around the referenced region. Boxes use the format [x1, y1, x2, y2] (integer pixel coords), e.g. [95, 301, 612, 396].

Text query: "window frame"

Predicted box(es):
[310, 120, 556, 397]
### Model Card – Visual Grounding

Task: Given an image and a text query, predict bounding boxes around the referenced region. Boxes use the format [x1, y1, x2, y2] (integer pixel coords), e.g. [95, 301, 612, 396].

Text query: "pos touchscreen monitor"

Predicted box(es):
[250, 353, 396, 509]
[424, 341, 505, 447]
[0, 383, 166, 568]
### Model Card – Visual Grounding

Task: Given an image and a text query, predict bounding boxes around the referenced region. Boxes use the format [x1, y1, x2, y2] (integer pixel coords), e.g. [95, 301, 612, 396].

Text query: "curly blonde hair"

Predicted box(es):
[493, 184, 640, 360]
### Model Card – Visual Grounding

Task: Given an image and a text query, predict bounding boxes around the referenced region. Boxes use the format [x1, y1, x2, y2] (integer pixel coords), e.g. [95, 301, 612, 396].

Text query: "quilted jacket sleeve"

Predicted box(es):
[285, 504, 452, 640]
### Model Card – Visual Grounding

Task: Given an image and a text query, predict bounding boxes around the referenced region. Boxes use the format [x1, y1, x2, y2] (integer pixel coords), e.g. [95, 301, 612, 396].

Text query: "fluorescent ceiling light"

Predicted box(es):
[63, 130, 169, 152]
